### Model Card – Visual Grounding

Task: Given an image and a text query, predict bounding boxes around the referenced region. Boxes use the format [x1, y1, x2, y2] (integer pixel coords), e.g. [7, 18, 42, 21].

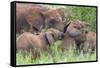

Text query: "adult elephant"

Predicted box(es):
[16, 3, 66, 34]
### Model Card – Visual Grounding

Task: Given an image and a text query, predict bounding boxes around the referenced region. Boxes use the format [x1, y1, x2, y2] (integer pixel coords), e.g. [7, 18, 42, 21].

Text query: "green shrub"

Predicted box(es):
[64, 6, 96, 32]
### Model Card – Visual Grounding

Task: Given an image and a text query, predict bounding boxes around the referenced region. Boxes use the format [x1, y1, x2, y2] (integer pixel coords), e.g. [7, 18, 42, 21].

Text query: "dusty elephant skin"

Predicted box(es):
[67, 21, 87, 42]
[16, 28, 63, 58]
[80, 32, 96, 54]
[16, 3, 66, 34]
[59, 31, 76, 52]
[42, 8, 65, 32]
[16, 3, 48, 34]
[59, 20, 88, 53]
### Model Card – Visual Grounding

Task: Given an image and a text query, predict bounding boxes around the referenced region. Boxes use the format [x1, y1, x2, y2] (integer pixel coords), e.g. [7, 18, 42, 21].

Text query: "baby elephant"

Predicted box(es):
[16, 28, 63, 58]
[59, 20, 88, 53]
[80, 32, 96, 54]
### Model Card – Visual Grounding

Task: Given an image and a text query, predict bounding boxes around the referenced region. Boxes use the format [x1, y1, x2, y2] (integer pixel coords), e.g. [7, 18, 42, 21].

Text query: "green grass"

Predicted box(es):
[16, 41, 96, 65]
[16, 5, 97, 65]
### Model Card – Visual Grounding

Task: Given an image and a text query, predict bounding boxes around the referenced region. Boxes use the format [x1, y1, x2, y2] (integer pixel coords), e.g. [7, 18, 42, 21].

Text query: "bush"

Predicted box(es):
[64, 6, 96, 32]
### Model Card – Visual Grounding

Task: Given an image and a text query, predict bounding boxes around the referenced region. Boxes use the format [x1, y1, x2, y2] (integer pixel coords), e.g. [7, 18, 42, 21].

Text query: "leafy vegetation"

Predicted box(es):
[64, 6, 96, 32]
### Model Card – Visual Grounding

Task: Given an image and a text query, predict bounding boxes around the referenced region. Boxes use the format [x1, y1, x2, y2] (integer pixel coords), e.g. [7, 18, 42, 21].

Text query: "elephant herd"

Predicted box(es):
[16, 3, 96, 58]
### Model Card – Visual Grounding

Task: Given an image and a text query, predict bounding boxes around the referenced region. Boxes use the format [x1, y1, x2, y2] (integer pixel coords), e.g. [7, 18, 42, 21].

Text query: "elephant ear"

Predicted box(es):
[45, 32, 54, 45]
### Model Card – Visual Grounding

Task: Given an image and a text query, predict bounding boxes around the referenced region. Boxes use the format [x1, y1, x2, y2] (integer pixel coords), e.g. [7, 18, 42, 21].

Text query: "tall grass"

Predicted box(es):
[16, 41, 96, 65]
[16, 5, 97, 65]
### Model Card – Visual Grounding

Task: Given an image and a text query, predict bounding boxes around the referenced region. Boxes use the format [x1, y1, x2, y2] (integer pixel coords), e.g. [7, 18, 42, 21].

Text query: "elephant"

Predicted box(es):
[59, 20, 89, 54]
[41, 8, 66, 32]
[16, 28, 63, 58]
[80, 31, 96, 54]
[16, 3, 66, 34]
